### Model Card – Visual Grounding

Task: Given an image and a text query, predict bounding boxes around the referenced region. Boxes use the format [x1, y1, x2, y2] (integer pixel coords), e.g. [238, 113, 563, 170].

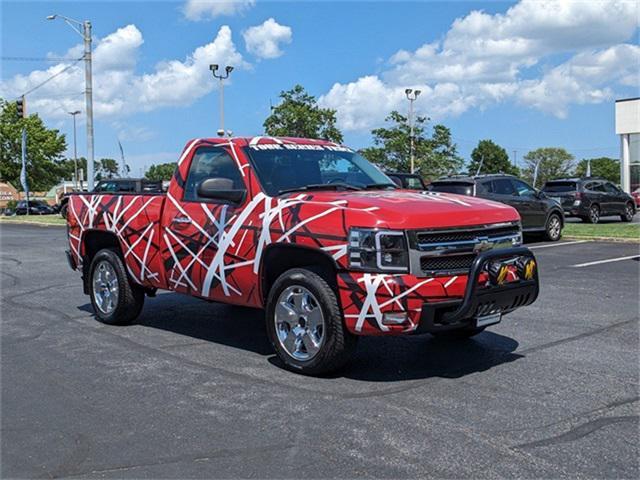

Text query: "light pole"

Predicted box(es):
[209, 64, 233, 136]
[47, 14, 95, 191]
[68, 110, 81, 189]
[405, 88, 421, 174]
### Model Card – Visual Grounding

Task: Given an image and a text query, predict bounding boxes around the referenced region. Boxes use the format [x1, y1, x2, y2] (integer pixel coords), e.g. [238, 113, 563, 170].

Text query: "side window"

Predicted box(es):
[604, 183, 620, 194]
[590, 182, 606, 193]
[405, 177, 425, 189]
[583, 182, 594, 191]
[476, 181, 490, 194]
[492, 178, 516, 195]
[184, 147, 244, 202]
[512, 179, 536, 196]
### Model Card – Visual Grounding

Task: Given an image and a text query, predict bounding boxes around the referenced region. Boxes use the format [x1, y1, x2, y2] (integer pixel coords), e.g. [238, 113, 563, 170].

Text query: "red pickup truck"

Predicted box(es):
[66, 136, 539, 374]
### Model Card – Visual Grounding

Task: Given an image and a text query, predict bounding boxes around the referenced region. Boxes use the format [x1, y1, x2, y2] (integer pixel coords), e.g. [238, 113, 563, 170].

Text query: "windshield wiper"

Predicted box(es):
[278, 183, 362, 195]
[363, 183, 398, 190]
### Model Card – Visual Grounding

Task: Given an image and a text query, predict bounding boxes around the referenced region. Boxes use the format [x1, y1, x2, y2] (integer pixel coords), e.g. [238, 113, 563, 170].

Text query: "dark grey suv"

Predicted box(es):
[542, 178, 636, 223]
[428, 174, 565, 241]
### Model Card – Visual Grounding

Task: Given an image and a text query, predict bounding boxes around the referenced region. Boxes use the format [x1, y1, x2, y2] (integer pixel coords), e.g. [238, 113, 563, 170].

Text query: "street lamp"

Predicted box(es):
[47, 14, 95, 191]
[405, 88, 421, 174]
[210, 64, 234, 136]
[68, 110, 81, 189]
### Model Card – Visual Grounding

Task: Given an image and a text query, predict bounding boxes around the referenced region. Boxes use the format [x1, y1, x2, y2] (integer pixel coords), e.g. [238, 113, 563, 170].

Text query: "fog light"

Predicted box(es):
[382, 312, 408, 325]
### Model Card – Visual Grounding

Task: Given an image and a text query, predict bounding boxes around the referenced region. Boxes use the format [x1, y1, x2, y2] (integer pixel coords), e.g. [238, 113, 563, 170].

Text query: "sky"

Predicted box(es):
[1, 0, 639, 176]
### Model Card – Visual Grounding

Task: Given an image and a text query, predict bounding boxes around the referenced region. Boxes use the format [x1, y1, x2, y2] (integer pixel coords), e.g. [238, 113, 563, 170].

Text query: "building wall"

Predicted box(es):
[615, 98, 640, 193]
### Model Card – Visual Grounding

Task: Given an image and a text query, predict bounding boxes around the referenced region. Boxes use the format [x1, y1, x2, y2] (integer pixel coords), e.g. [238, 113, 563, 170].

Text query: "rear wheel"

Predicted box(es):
[266, 268, 357, 375]
[544, 213, 562, 241]
[620, 202, 634, 222]
[89, 248, 144, 325]
[60, 203, 68, 219]
[583, 204, 600, 224]
[432, 326, 485, 340]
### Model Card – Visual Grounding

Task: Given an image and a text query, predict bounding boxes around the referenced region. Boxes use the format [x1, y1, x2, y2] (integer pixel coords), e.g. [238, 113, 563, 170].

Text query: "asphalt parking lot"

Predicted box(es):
[1, 223, 638, 479]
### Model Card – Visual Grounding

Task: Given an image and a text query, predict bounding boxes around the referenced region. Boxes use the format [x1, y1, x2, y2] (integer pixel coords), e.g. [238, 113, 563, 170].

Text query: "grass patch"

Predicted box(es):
[0, 215, 66, 226]
[563, 222, 640, 240]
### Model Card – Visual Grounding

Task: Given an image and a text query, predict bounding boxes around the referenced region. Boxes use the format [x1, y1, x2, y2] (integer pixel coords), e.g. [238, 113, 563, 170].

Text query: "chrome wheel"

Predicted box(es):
[589, 206, 600, 223]
[92, 260, 119, 315]
[624, 204, 634, 221]
[275, 285, 325, 361]
[547, 215, 561, 240]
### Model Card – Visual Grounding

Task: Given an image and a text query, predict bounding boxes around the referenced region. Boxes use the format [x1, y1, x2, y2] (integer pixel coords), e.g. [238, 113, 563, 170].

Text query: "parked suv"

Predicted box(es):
[14, 200, 55, 215]
[542, 178, 636, 223]
[428, 174, 564, 241]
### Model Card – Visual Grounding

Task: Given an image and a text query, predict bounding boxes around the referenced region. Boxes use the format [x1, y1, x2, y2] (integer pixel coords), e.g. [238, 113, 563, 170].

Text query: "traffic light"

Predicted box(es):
[16, 96, 26, 119]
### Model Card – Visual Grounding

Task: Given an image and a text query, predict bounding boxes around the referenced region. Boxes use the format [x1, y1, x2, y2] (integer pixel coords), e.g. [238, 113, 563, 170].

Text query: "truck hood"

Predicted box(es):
[297, 190, 520, 229]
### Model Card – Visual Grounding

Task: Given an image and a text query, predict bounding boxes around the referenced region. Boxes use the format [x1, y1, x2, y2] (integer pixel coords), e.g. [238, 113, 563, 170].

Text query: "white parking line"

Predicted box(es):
[572, 255, 640, 268]
[529, 240, 588, 250]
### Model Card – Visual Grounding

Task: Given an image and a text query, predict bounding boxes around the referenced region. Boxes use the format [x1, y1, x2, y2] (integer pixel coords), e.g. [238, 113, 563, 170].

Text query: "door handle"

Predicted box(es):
[171, 216, 191, 229]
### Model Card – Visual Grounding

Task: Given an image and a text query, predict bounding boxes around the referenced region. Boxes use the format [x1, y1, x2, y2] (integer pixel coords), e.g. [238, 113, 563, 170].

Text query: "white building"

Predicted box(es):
[615, 97, 639, 193]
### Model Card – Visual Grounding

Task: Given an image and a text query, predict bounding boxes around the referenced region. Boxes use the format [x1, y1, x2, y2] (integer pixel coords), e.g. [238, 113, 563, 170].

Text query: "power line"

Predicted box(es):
[17, 58, 83, 99]
[2, 56, 83, 62]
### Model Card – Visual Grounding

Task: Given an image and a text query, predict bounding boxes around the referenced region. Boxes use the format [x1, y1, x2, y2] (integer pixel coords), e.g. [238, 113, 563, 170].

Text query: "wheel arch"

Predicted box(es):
[259, 244, 340, 306]
[81, 229, 122, 294]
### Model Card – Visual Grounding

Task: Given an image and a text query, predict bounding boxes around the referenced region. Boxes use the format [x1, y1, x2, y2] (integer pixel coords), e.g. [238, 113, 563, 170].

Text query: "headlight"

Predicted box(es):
[348, 228, 409, 272]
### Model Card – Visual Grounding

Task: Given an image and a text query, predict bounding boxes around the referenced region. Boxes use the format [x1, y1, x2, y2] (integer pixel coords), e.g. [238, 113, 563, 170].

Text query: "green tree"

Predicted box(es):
[469, 139, 519, 176]
[264, 85, 343, 142]
[575, 157, 620, 183]
[96, 158, 119, 179]
[0, 99, 67, 191]
[522, 148, 575, 188]
[359, 111, 463, 180]
[146, 162, 176, 181]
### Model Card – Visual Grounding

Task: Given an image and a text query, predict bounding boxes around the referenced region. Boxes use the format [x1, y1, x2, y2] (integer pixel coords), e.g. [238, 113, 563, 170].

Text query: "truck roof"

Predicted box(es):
[185, 136, 344, 148]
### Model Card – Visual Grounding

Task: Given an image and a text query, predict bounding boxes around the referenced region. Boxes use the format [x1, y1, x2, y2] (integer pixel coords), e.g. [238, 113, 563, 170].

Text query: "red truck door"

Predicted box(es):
[161, 144, 256, 302]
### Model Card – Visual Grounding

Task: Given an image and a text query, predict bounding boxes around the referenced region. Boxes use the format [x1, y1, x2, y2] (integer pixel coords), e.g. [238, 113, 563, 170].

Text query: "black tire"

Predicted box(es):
[265, 268, 357, 375]
[60, 203, 68, 219]
[88, 248, 144, 325]
[431, 326, 486, 340]
[584, 204, 600, 224]
[544, 212, 563, 241]
[620, 202, 635, 222]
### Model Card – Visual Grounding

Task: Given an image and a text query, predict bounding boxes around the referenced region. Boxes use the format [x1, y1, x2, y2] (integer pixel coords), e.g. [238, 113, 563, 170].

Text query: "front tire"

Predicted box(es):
[621, 202, 635, 222]
[89, 248, 144, 325]
[266, 268, 357, 375]
[544, 213, 563, 241]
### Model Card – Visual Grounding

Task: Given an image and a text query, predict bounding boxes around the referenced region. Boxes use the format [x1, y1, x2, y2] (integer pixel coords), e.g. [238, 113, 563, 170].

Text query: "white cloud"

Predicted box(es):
[319, 0, 640, 131]
[183, 0, 255, 21]
[0, 24, 250, 120]
[243, 18, 293, 59]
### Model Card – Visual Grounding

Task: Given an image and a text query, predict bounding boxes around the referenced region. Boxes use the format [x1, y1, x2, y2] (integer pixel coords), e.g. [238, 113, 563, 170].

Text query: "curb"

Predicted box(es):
[0, 219, 66, 228]
[563, 235, 640, 244]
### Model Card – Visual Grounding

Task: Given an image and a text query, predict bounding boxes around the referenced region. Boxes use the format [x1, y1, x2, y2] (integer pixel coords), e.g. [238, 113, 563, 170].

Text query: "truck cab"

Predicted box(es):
[66, 137, 539, 375]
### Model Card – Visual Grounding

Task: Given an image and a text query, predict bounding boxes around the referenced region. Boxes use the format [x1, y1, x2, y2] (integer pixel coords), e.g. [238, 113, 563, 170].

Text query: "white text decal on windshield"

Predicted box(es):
[249, 144, 352, 152]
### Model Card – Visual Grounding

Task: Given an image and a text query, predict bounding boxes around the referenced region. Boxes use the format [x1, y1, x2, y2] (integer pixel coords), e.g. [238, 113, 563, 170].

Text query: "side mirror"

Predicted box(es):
[197, 178, 246, 204]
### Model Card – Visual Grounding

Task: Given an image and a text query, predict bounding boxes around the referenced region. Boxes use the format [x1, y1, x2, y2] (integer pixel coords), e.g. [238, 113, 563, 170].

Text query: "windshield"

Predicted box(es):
[542, 181, 577, 193]
[244, 145, 394, 196]
[428, 182, 473, 196]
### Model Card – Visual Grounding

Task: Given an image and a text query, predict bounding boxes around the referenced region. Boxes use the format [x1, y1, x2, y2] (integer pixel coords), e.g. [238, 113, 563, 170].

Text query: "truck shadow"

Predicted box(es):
[81, 291, 522, 382]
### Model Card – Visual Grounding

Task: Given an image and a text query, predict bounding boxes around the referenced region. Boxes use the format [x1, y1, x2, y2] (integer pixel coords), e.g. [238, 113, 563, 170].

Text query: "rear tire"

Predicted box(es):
[620, 202, 634, 222]
[265, 268, 357, 375]
[544, 213, 562, 241]
[583, 204, 600, 224]
[88, 248, 144, 325]
[432, 326, 486, 340]
[60, 203, 68, 219]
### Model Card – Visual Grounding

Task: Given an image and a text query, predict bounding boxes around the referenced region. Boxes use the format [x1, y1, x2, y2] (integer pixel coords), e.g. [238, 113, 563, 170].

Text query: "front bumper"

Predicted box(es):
[338, 247, 539, 335]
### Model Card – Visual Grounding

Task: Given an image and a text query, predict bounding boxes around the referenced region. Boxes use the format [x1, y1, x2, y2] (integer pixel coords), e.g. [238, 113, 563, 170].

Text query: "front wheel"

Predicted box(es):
[265, 268, 357, 375]
[583, 204, 600, 224]
[620, 203, 635, 222]
[89, 248, 144, 325]
[544, 213, 563, 241]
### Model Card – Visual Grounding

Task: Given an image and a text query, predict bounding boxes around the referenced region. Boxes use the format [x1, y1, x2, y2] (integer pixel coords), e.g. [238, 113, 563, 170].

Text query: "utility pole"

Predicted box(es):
[68, 110, 81, 188]
[405, 88, 421, 174]
[47, 14, 95, 191]
[210, 64, 234, 136]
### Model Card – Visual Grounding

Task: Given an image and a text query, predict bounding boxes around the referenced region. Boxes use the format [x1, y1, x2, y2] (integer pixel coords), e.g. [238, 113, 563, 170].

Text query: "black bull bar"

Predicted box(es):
[417, 247, 539, 333]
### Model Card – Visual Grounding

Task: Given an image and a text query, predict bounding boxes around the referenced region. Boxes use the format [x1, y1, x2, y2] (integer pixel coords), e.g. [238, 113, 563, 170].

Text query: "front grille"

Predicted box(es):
[410, 222, 522, 276]
[417, 225, 520, 245]
[420, 254, 476, 272]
